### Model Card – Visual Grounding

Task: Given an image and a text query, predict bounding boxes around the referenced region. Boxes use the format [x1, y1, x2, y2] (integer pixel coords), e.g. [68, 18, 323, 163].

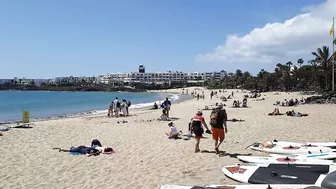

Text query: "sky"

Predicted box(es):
[0, 0, 335, 78]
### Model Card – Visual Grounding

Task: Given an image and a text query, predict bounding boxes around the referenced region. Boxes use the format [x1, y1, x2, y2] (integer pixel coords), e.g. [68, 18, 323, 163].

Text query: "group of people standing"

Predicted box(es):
[108, 97, 132, 117]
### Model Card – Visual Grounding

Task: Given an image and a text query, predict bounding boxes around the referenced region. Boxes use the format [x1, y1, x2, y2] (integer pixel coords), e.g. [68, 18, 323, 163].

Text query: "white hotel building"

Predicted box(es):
[2, 66, 226, 86]
[101, 65, 226, 85]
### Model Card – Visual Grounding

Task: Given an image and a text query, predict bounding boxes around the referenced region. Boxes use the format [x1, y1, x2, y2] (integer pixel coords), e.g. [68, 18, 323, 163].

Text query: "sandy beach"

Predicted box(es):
[1, 87, 336, 189]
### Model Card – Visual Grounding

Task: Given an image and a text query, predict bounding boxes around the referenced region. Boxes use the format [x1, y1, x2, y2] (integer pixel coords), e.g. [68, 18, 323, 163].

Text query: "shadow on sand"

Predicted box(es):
[201, 150, 252, 158]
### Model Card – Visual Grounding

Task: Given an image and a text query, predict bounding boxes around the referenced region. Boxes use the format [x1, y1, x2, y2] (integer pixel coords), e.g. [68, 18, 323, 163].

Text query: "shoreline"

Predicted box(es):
[0, 92, 192, 125]
[2, 87, 336, 189]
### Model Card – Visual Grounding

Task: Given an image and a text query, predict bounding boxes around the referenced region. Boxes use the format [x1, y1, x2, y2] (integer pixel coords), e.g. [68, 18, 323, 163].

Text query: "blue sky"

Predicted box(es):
[0, 0, 326, 78]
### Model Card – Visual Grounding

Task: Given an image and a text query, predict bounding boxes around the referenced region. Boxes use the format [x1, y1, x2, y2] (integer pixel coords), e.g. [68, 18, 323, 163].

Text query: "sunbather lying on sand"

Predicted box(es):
[273, 101, 281, 105]
[286, 110, 308, 117]
[268, 108, 284, 116]
[56, 146, 113, 156]
[55, 139, 113, 156]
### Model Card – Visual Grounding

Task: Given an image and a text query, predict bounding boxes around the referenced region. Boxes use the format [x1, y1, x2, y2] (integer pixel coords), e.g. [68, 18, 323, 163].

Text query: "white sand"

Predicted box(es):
[1, 88, 336, 189]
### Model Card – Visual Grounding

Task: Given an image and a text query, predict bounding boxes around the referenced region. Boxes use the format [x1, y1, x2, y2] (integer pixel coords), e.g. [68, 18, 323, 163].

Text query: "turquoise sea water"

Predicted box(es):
[0, 91, 186, 122]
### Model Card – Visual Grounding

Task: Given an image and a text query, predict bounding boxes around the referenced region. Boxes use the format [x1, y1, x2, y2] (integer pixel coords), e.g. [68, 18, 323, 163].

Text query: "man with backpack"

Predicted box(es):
[209, 104, 228, 154]
[162, 97, 172, 118]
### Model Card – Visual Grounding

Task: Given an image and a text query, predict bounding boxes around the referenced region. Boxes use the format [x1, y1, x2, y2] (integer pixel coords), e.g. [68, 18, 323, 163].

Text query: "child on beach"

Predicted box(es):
[108, 102, 114, 117]
[190, 111, 210, 153]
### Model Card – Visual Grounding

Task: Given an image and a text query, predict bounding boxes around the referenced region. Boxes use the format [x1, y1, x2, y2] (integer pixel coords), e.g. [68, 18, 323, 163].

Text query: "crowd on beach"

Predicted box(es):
[1, 87, 326, 189]
[163, 88, 315, 156]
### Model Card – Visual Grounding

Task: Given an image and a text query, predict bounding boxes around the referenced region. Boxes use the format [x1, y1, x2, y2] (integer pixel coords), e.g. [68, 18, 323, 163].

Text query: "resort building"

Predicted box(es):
[1, 65, 226, 86]
[104, 67, 226, 85]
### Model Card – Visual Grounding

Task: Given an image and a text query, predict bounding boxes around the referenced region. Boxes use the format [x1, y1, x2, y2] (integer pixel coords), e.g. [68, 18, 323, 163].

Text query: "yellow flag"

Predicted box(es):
[331, 22, 334, 36]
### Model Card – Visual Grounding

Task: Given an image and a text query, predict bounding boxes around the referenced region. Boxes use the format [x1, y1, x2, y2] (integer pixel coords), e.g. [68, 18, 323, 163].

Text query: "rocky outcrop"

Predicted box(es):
[306, 91, 336, 104]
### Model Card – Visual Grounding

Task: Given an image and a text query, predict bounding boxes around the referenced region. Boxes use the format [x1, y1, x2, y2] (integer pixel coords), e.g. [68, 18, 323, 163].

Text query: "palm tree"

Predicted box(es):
[308, 59, 319, 88]
[286, 61, 293, 69]
[311, 46, 333, 89]
[297, 58, 304, 68]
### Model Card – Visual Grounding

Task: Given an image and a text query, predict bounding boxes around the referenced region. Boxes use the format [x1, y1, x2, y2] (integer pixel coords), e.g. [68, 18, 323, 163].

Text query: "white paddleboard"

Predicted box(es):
[273, 140, 336, 148]
[206, 184, 316, 189]
[222, 164, 330, 185]
[237, 155, 334, 165]
[161, 184, 315, 189]
[269, 153, 336, 160]
[250, 143, 334, 155]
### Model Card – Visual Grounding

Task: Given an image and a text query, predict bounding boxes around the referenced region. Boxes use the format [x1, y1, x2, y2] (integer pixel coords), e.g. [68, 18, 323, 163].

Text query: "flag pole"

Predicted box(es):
[333, 17, 335, 91]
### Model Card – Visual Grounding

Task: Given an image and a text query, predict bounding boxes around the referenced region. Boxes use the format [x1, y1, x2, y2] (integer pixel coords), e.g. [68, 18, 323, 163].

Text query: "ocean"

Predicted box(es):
[0, 91, 189, 122]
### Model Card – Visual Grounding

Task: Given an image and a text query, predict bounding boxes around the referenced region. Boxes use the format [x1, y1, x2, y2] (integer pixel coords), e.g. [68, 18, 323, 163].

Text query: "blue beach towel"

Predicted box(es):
[69, 152, 84, 156]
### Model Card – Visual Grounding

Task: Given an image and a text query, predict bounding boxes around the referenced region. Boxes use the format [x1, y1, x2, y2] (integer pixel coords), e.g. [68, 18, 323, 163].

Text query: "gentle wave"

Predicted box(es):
[0, 93, 191, 124]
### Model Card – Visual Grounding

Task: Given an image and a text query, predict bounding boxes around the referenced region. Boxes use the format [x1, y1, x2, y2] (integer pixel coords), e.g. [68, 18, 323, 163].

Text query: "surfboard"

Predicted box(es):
[269, 153, 336, 160]
[273, 140, 336, 148]
[161, 185, 315, 189]
[206, 185, 320, 189]
[222, 165, 336, 187]
[249, 143, 335, 155]
[237, 155, 334, 165]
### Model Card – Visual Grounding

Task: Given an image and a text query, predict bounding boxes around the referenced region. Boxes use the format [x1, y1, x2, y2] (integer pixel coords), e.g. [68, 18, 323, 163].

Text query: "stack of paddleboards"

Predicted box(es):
[219, 140, 336, 188]
[248, 140, 336, 155]
[222, 164, 336, 188]
[160, 140, 336, 189]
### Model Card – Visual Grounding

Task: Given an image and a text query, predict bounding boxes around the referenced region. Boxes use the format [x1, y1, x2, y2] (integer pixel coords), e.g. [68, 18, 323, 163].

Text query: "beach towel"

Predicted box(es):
[12, 124, 33, 129]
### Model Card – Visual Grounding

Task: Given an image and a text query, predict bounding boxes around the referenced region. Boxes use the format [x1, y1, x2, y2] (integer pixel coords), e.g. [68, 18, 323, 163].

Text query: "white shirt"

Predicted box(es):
[113, 99, 119, 108]
[170, 126, 178, 135]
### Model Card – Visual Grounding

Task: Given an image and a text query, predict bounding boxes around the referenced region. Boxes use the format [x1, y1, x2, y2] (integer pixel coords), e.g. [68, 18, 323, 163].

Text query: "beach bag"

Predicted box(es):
[127, 101, 131, 107]
[210, 110, 219, 126]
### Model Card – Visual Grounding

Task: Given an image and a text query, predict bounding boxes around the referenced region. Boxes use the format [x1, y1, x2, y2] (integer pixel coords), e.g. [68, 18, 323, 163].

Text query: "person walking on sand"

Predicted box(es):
[162, 97, 171, 118]
[209, 104, 228, 154]
[210, 91, 214, 99]
[190, 111, 210, 153]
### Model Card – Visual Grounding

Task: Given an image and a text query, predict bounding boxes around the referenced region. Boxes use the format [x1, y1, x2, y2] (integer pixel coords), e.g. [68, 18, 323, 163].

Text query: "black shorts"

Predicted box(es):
[193, 126, 204, 137]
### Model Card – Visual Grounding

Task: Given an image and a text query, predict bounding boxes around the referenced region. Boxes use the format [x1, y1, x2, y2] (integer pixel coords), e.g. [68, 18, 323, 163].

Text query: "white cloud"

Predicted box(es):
[196, 0, 336, 65]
